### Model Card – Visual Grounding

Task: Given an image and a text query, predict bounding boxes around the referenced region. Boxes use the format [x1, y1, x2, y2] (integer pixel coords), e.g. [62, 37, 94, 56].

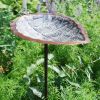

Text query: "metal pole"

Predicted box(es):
[44, 44, 48, 100]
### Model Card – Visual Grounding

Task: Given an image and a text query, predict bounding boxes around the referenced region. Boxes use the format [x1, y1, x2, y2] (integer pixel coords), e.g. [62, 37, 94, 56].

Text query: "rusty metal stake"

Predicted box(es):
[44, 44, 48, 100]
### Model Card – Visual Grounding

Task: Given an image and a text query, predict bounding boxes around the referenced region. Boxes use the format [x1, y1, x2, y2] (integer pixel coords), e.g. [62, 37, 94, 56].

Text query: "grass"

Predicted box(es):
[0, 0, 100, 100]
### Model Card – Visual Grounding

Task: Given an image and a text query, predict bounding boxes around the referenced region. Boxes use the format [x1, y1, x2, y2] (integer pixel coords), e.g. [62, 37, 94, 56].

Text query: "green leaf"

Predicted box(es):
[0, 1, 7, 9]
[29, 87, 42, 98]
[66, 79, 80, 88]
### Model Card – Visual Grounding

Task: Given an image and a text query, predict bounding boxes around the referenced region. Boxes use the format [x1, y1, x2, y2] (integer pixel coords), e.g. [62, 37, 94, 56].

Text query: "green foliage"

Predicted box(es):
[8, 41, 42, 80]
[61, 82, 98, 100]
[0, 0, 100, 100]
[0, 9, 17, 71]
[48, 86, 60, 100]
[0, 77, 27, 100]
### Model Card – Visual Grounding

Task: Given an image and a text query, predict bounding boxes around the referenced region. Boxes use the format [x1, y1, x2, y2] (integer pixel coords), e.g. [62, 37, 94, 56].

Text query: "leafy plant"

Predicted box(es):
[0, 0, 100, 100]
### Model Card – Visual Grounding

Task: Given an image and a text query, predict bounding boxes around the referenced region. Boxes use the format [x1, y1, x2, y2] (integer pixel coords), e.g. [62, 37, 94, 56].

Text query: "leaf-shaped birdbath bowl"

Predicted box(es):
[10, 14, 89, 45]
[10, 13, 90, 100]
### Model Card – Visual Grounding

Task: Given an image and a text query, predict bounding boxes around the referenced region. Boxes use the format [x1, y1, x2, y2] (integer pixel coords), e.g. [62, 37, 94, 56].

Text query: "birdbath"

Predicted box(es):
[10, 13, 90, 100]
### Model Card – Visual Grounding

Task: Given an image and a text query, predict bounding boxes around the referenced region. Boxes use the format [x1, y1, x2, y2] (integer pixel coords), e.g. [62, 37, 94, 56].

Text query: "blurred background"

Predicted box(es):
[0, 0, 100, 100]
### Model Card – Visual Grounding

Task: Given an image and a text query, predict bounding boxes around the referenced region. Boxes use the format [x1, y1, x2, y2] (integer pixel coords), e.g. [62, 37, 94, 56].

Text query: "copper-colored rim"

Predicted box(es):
[10, 13, 90, 45]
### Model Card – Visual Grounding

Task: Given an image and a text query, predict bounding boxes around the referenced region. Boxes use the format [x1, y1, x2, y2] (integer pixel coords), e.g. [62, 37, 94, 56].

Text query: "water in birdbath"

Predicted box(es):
[16, 14, 85, 42]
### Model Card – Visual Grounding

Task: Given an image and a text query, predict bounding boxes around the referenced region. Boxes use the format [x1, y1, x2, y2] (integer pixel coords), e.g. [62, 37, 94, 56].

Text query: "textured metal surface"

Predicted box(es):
[10, 14, 90, 45]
